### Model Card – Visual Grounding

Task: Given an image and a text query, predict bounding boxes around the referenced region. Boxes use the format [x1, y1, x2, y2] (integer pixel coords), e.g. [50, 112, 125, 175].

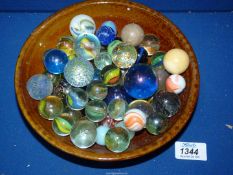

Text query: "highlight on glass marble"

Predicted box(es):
[26, 13, 191, 153]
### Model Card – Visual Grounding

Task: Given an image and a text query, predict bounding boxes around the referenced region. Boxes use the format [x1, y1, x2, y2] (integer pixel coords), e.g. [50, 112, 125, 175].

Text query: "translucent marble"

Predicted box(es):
[44, 72, 61, 86]
[104, 85, 133, 104]
[64, 57, 94, 87]
[111, 43, 137, 69]
[74, 33, 100, 61]
[124, 108, 147, 131]
[105, 127, 130, 153]
[99, 115, 118, 128]
[136, 46, 149, 64]
[140, 34, 160, 56]
[66, 87, 88, 110]
[38, 95, 64, 120]
[94, 51, 112, 70]
[101, 65, 121, 86]
[92, 68, 102, 81]
[86, 80, 108, 100]
[151, 91, 181, 117]
[69, 14, 96, 38]
[152, 67, 170, 91]
[107, 99, 128, 121]
[96, 125, 110, 146]
[85, 100, 107, 122]
[56, 36, 76, 60]
[146, 113, 168, 135]
[43, 49, 68, 74]
[70, 120, 97, 149]
[121, 23, 144, 46]
[52, 109, 81, 136]
[128, 100, 154, 118]
[151, 51, 165, 68]
[52, 78, 71, 99]
[115, 121, 135, 140]
[27, 74, 53, 100]
[107, 40, 122, 55]
[124, 64, 158, 99]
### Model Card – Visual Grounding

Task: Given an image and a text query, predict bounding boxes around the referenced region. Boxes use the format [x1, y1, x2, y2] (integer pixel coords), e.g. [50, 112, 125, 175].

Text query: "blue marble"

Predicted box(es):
[26, 74, 53, 100]
[104, 85, 133, 104]
[101, 21, 117, 34]
[96, 26, 116, 46]
[92, 68, 102, 81]
[43, 49, 68, 74]
[124, 64, 158, 99]
[136, 46, 148, 64]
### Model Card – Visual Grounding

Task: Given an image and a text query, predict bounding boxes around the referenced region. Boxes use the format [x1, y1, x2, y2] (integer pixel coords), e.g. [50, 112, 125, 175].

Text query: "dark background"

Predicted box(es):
[1, 0, 233, 174]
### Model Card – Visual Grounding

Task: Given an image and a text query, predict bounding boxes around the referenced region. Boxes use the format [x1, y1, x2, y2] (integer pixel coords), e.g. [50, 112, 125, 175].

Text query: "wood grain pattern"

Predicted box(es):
[15, 0, 199, 161]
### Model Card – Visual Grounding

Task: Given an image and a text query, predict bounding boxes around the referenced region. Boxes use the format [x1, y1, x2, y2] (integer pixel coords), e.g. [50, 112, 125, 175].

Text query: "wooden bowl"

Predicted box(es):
[15, 0, 199, 161]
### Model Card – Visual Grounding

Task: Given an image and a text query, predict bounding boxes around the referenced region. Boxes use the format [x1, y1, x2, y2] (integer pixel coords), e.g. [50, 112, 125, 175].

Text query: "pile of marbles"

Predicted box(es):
[26, 14, 189, 153]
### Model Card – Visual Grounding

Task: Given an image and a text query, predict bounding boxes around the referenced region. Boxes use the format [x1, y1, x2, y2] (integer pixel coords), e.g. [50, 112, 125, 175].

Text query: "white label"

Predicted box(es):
[175, 141, 207, 161]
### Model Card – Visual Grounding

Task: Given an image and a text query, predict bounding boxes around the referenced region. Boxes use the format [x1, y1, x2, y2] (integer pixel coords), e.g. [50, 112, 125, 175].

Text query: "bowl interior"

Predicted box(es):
[15, 0, 199, 161]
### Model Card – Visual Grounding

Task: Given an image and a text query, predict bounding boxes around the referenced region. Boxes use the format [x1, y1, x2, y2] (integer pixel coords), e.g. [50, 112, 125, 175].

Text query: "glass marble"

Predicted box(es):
[129, 100, 154, 118]
[166, 74, 186, 94]
[93, 68, 102, 81]
[163, 48, 190, 74]
[64, 57, 94, 87]
[52, 78, 71, 99]
[107, 40, 122, 56]
[43, 49, 68, 74]
[27, 74, 53, 100]
[70, 120, 97, 149]
[86, 80, 108, 100]
[124, 64, 158, 99]
[99, 115, 118, 128]
[136, 46, 149, 64]
[38, 95, 64, 120]
[146, 113, 168, 135]
[94, 51, 112, 70]
[140, 34, 160, 56]
[151, 91, 181, 117]
[66, 87, 88, 110]
[101, 65, 121, 86]
[107, 99, 128, 121]
[104, 85, 133, 104]
[152, 67, 170, 91]
[74, 33, 101, 61]
[52, 109, 81, 136]
[101, 21, 117, 34]
[105, 127, 130, 153]
[96, 125, 110, 146]
[96, 26, 116, 46]
[56, 36, 76, 60]
[69, 14, 96, 38]
[111, 43, 137, 69]
[85, 100, 107, 122]
[151, 51, 165, 68]
[121, 23, 144, 46]
[44, 72, 61, 86]
[124, 108, 147, 131]
[115, 121, 135, 140]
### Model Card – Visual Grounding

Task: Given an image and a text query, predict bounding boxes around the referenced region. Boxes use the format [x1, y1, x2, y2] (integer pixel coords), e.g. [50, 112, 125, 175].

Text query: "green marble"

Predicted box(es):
[105, 127, 130, 153]
[85, 100, 107, 122]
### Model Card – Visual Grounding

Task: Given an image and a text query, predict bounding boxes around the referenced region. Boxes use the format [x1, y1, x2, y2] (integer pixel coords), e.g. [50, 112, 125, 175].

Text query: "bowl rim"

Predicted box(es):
[15, 0, 200, 161]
